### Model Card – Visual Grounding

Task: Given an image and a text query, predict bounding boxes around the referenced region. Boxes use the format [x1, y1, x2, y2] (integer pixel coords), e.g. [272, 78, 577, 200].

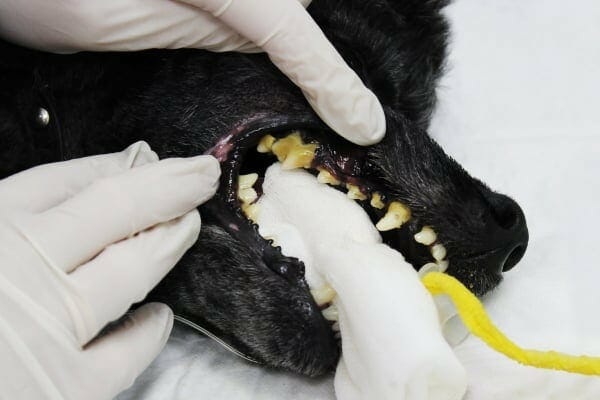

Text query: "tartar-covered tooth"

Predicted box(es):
[257, 134, 276, 153]
[431, 243, 447, 261]
[310, 285, 337, 306]
[238, 187, 258, 204]
[346, 183, 367, 200]
[322, 304, 339, 321]
[242, 203, 260, 222]
[437, 259, 449, 272]
[317, 168, 341, 185]
[271, 132, 318, 169]
[414, 226, 437, 246]
[370, 192, 385, 209]
[375, 201, 411, 231]
[238, 173, 259, 189]
[281, 145, 317, 170]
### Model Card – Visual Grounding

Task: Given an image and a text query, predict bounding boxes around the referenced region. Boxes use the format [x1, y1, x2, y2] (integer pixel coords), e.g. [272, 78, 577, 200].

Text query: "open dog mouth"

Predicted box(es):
[204, 116, 528, 339]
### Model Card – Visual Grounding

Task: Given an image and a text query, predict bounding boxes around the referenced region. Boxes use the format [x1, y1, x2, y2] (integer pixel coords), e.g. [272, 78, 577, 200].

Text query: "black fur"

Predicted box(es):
[0, 0, 527, 376]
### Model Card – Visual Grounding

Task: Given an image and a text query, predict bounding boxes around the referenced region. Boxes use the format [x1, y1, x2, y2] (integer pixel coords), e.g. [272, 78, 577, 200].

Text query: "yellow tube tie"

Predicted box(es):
[421, 272, 600, 376]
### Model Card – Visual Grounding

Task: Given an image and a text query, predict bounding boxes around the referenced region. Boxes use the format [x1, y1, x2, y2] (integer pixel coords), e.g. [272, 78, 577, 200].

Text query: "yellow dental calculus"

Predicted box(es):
[317, 168, 341, 185]
[370, 192, 385, 209]
[346, 183, 367, 200]
[242, 203, 259, 222]
[257, 134, 276, 153]
[271, 132, 318, 170]
[375, 201, 411, 231]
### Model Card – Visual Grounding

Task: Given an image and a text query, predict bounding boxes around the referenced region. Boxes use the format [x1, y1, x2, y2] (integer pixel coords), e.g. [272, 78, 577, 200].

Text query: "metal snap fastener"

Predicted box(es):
[36, 107, 50, 127]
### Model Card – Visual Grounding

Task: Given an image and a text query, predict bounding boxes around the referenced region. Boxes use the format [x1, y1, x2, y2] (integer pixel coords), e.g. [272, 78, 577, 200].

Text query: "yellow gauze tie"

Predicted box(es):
[421, 271, 600, 376]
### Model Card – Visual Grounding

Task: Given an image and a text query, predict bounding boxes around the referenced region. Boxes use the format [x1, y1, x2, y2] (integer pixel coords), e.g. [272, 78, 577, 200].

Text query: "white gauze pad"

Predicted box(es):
[255, 163, 467, 400]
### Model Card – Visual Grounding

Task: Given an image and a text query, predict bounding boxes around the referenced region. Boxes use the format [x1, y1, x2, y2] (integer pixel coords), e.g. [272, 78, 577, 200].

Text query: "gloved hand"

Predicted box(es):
[0, 0, 384, 146]
[0, 142, 220, 400]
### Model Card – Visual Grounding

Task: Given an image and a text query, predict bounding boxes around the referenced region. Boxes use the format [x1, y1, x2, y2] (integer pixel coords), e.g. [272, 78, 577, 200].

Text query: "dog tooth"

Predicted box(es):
[238, 173, 259, 189]
[375, 201, 411, 231]
[431, 243, 447, 261]
[317, 168, 341, 185]
[322, 304, 339, 321]
[310, 285, 337, 306]
[437, 260, 449, 272]
[271, 132, 303, 162]
[346, 183, 367, 200]
[281, 144, 318, 170]
[335, 332, 341, 340]
[370, 192, 385, 209]
[332, 322, 340, 332]
[418, 262, 440, 277]
[257, 135, 276, 153]
[242, 203, 260, 222]
[414, 226, 437, 246]
[238, 187, 258, 204]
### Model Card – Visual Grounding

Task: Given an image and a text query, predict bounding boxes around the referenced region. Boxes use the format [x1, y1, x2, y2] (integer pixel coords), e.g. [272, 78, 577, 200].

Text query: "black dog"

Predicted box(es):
[0, 0, 528, 377]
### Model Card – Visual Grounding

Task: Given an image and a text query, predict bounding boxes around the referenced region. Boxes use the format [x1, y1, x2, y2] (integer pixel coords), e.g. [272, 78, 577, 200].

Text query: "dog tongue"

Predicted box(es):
[256, 163, 467, 400]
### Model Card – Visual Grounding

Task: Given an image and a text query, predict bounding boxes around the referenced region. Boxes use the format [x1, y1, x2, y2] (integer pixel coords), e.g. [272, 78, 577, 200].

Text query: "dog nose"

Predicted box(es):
[485, 192, 529, 273]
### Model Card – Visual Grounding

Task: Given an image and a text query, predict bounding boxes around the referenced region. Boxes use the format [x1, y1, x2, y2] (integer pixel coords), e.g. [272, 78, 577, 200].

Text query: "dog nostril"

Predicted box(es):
[502, 245, 526, 272]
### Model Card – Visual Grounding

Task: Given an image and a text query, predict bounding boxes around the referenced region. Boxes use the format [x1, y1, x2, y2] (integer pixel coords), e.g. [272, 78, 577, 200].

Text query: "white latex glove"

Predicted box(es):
[0, 0, 385, 146]
[0, 142, 220, 400]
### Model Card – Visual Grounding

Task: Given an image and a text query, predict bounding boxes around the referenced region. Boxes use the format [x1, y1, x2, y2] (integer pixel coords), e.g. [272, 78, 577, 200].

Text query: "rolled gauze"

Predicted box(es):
[255, 164, 467, 400]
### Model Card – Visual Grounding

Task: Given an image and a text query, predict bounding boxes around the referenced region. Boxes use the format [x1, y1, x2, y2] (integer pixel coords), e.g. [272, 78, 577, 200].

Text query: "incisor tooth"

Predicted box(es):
[414, 226, 437, 246]
[238, 187, 258, 203]
[317, 168, 341, 185]
[257, 135, 276, 153]
[431, 243, 447, 261]
[242, 203, 259, 222]
[238, 173, 258, 189]
[370, 192, 385, 209]
[418, 262, 440, 277]
[310, 285, 337, 306]
[437, 259, 449, 272]
[375, 201, 411, 231]
[322, 304, 339, 321]
[346, 183, 367, 200]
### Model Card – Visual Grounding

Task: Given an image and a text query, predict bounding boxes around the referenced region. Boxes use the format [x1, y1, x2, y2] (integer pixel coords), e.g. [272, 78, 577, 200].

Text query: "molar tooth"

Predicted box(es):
[242, 203, 260, 222]
[271, 132, 303, 162]
[346, 183, 367, 200]
[414, 226, 437, 246]
[317, 168, 341, 185]
[322, 304, 339, 321]
[281, 144, 317, 170]
[375, 201, 411, 231]
[370, 192, 385, 209]
[437, 259, 449, 272]
[238, 187, 258, 204]
[310, 285, 337, 306]
[238, 173, 258, 189]
[257, 135, 276, 153]
[431, 243, 447, 261]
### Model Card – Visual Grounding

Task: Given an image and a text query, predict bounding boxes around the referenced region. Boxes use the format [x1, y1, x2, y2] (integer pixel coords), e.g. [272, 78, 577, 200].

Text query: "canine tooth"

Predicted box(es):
[238, 173, 259, 189]
[317, 168, 341, 185]
[437, 260, 449, 272]
[322, 304, 339, 321]
[375, 201, 411, 231]
[242, 203, 260, 222]
[370, 192, 385, 209]
[310, 285, 337, 306]
[431, 243, 447, 261]
[281, 145, 317, 170]
[238, 187, 258, 204]
[418, 262, 440, 277]
[332, 322, 340, 332]
[346, 183, 367, 200]
[257, 135, 276, 153]
[414, 226, 437, 246]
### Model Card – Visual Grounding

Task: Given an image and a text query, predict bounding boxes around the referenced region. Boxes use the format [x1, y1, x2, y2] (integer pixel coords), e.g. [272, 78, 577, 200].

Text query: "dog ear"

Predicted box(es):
[309, 0, 449, 129]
